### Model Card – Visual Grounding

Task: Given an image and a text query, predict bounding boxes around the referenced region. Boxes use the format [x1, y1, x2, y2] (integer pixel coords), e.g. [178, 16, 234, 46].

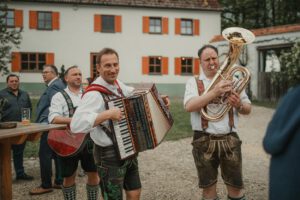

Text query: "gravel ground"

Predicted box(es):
[13, 105, 274, 200]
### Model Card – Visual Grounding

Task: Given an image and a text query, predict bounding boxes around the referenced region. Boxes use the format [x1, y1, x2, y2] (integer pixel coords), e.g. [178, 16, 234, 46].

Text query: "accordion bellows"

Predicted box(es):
[108, 84, 173, 160]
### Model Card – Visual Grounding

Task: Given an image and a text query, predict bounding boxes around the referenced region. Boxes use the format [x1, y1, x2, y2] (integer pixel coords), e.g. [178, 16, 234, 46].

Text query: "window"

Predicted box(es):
[180, 19, 193, 35]
[29, 11, 59, 30]
[142, 56, 168, 75]
[149, 17, 162, 33]
[181, 57, 193, 74]
[258, 44, 293, 72]
[0, 9, 14, 27]
[175, 18, 199, 36]
[143, 16, 168, 34]
[94, 15, 122, 33]
[101, 15, 115, 32]
[149, 57, 162, 74]
[11, 52, 54, 72]
[21, 53, 46, 71]
[37, 11, 52, 30]
[175, 57, 199, 75]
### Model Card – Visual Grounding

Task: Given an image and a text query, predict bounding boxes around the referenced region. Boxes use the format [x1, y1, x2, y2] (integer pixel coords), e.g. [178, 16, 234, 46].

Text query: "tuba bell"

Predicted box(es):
[200, 27, 255, 121]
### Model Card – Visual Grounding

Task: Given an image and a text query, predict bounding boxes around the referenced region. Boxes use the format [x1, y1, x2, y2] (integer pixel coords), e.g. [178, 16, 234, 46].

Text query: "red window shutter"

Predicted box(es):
[52, 12, 60, 30]
[143, 16, 149, 33]
[94, 15, 101, 32]
[14, 10, 23, 28]
[46, 53, 55, 65]
[174, 57, 182, 75]
[175, 18, 181, 35]
[193, 19, 200, 36]
[115, 15, 122, 33]
[11, 52, 21, 72]
[162, 57, 168, 75]
[193, 58, 200, 75]
[142, 57, 149, 74]
[29, 11, 37, 29]
[162, 17, 168, 34]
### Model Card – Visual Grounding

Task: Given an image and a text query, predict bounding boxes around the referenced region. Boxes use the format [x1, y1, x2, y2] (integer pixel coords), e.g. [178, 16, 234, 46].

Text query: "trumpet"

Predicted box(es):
[200, 27, 255, 121]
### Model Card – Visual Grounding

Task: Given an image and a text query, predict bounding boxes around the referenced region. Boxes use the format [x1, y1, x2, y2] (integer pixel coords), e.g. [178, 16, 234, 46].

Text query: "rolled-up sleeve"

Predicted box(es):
[183, 78, 198, 107]
[48, 92, 65, 123]
[70, 91, 104, 134]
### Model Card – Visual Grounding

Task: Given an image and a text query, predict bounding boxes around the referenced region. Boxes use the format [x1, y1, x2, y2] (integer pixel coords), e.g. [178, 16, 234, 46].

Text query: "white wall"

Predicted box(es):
[7, 2, 221, 84]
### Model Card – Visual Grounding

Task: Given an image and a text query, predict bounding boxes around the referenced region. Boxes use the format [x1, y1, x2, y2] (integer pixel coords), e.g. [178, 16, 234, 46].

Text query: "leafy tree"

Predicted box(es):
[0, 3, 22, 76]
[271, 41, 300, 89]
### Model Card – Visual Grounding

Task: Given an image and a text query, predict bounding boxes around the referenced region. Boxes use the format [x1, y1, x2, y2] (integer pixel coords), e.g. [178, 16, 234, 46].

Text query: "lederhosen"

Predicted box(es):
[192, 77, 244, 188]
[84, 82, 141, 200]
[59, 90, 97, 178]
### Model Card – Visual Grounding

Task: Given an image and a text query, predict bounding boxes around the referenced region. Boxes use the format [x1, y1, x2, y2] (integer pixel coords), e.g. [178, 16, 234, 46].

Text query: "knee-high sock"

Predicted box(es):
[86, 184, 99, 200]
[228, 195, 246, 200]
[62, 184, 76, 200]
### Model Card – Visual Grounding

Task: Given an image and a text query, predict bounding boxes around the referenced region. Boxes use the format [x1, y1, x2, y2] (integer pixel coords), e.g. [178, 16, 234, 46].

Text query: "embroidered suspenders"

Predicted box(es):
[60, 90, 76, 118]
[195, 77, 234, 131]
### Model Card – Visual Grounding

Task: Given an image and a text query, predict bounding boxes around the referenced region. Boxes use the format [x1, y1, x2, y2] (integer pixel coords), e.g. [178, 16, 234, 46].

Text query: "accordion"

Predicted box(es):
[107, 84, 173, 160]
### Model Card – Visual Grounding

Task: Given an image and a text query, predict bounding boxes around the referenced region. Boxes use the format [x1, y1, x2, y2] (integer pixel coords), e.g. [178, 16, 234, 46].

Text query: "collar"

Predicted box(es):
[65, 86, 82, 96]
[94, 76, 120, 91]
[47, 77, 58, 86]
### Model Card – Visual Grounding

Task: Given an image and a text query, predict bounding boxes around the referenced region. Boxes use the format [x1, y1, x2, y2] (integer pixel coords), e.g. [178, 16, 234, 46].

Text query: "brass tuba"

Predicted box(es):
[200, 27, 255, 121]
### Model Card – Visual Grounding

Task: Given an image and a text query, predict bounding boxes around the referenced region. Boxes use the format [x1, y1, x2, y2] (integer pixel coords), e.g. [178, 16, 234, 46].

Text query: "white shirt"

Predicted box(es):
[70, 77, 134, 147]
[183, 73, 251, 134]
[48, 87, 83, 123]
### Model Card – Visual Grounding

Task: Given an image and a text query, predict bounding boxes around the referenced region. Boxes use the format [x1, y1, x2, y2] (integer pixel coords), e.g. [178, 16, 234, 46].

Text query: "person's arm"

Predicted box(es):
[228, 91, 251, 115]
[48, 92, 71, 124]
[185, 80, 232, 112]
[70, 91, 121, 133]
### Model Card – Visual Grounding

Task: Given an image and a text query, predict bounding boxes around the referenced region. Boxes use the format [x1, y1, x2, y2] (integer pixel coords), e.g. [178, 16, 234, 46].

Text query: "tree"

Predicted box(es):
[0, 3, 22, 76]
[271, 41, 300, 89]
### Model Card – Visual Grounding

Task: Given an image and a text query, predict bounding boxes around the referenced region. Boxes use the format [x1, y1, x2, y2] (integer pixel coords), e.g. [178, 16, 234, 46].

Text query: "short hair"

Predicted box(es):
[6, 74, 19, 83]
[96, 48, 119, 64]
[64, 65, 79, 77]
[44, 65, 58, 76]
[197, 44, 218, 58]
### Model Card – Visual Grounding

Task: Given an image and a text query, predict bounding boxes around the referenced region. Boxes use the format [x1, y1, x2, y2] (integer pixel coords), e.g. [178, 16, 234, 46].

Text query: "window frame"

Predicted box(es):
[180, 18, 193, 36]
[180, 57, 193, 75]
[20, 52, 46, 72]
[257, 43, 294, 72]
[149, 17, 162, 34]
[37, 11, 52, 30]
[101, 15, 115, 33]
[149, 56, 162, 75]
[0, 9, 15, 28]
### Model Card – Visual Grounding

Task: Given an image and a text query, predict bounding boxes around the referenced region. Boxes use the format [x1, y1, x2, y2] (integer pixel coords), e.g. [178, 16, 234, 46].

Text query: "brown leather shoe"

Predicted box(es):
[52, 183, 62, 189]
[29, 187, 53, 195]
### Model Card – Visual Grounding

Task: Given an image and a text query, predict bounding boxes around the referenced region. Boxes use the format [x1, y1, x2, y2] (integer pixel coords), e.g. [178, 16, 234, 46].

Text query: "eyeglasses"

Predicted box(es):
[42, 71, 53, 74]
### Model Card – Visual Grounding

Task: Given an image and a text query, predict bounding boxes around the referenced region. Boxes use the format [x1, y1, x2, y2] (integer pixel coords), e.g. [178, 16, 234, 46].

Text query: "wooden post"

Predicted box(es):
[0, 141, 12, 200]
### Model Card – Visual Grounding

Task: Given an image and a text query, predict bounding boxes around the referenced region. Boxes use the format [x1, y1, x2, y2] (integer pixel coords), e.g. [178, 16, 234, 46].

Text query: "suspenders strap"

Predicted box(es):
[60, 90, 75, 118]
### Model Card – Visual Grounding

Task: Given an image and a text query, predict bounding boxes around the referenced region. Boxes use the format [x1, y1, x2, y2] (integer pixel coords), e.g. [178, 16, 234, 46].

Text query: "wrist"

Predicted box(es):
[237, 103, 243, 112]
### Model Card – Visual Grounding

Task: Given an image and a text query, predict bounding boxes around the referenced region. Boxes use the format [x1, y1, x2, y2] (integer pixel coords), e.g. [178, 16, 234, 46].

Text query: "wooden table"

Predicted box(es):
[0, 122, 66, 200]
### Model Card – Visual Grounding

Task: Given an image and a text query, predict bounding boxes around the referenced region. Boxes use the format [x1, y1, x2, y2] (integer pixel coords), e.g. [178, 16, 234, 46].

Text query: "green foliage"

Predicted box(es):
[0, 3, 22, 76]
[219, 0, 300, 29]
[271, 41, 300, 88]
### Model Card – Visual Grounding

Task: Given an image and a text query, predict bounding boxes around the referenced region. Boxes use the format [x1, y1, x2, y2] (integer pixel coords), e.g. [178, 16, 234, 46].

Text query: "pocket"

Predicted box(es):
[192, 136, 210, 153]
[227, 135, 242, 149]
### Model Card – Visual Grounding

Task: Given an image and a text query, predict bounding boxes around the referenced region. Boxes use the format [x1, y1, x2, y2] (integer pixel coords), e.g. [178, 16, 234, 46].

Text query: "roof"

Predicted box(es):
[210, 24, 300, 43]
[10, 0, 222, 11]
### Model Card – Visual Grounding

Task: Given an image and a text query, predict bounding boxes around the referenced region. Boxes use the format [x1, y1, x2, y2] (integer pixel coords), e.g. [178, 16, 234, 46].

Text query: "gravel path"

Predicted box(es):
[13, 105, 274, 200]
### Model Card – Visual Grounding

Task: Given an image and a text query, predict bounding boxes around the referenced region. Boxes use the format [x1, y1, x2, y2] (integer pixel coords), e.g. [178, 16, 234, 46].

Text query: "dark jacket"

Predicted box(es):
[0, 88, 32, 122]
[36, 78, 65, 123]
[263, 85, 300, 200]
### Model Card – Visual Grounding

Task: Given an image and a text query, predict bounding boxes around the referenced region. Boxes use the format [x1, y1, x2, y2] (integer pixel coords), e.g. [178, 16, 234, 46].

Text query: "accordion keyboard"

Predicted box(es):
[108, 99, 136, 159]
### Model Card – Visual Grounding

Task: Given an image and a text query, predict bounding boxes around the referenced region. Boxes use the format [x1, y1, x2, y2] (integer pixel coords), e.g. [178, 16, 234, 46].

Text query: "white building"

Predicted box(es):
[210, 24, 300, 100]
[2, 0, 222, 97]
